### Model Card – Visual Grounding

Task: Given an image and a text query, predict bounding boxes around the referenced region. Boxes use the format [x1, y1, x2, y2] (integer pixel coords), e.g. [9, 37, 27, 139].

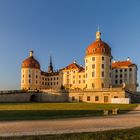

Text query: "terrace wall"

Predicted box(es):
[0, 92, 68, 103]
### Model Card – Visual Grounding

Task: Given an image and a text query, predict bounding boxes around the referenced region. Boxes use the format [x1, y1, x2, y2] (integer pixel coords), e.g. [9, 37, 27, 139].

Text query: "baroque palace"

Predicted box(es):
[21, 30, 138, 103]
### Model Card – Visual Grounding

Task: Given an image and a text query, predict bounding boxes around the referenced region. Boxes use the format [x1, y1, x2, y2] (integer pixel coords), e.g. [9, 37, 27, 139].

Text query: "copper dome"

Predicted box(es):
[86, 31, 111, 56]
[22, 51, 40, 69]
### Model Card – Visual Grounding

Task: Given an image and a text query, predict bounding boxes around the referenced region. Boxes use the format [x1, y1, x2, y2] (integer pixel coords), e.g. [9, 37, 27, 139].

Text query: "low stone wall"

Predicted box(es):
[38, 93, 68, 102]
[0, 89, 138, 103]
[0, 92, 68, 103]
[0, 93, 31, 102]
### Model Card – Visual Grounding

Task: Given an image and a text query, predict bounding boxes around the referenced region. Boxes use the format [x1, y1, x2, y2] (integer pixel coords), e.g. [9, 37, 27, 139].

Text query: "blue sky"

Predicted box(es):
[0, 0, 140, 90]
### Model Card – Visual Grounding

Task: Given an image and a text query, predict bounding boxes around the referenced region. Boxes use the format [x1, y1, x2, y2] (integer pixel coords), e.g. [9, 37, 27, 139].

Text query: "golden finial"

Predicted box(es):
[96, 26, 101, 40]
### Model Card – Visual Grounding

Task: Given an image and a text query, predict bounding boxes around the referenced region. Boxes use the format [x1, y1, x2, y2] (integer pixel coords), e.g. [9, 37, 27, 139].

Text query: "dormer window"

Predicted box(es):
[93, 48, 96, 52]
[102, 48, 105, 52]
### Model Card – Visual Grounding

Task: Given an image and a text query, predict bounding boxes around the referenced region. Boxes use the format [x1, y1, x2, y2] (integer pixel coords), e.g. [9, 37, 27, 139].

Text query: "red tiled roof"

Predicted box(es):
[41, 71, 59, 76]
[112, 61, 135, 69]
[22, 56, 40, 69]
[63, 63, 84, 71]
[86, 39, 111, 56]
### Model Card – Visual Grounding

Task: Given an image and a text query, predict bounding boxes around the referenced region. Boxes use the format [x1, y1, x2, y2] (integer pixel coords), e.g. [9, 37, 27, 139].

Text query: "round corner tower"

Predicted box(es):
[85, 30, 112, 89]
[21, 51, 41, 90]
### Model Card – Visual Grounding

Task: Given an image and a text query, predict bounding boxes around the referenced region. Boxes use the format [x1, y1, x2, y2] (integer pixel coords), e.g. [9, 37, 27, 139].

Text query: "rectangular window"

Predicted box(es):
[102, 71, 104, 77]
[92, 64, 95, 69]
[102, 64, 104, 69]
[92, 71, 95, 77]
[129, 68, 132, 71]
[114, 96, 118, 98]
[95, 96, 99, 101]
[79, 96, 83, 102]
[72, 96, 75, 101]
[104, 96, 108, 103]
[87, 96, 90, 101]
[92, 57, 95, 61]
[102, 56, 104, 61]
[79, 80, 81, 84]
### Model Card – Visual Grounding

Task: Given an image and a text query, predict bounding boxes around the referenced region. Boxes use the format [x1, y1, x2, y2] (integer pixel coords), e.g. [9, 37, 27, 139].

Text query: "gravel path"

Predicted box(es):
[0, 105, 140, 137]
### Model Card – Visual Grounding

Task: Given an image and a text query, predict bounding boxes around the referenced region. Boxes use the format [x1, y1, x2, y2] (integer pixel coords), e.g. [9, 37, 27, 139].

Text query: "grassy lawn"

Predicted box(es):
[1, 127, 140, 140]
[0, 103, 137, 121]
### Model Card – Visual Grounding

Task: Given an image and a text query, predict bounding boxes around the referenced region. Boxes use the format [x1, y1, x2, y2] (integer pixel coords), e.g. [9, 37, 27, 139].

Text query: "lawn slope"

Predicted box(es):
[0, 103, 137, 121]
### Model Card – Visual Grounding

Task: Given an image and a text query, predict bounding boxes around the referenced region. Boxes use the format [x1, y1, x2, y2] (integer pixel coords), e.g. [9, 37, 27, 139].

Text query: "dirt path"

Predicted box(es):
[0, 105, 140, 137]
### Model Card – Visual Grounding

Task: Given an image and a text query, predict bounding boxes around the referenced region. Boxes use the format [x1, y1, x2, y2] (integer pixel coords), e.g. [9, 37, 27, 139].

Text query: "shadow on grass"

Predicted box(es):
[0, 110, 132, 121]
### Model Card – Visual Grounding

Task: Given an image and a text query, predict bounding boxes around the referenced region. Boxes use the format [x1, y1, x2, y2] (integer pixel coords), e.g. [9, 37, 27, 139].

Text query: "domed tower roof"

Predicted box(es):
[22, 51, 40, 69]
[86, 30, 111, 56]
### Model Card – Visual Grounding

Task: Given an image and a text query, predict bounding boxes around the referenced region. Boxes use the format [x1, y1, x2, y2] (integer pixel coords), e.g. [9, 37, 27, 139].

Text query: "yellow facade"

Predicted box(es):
[69, 88, 126, 103]
[85, 55, 111, 89]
